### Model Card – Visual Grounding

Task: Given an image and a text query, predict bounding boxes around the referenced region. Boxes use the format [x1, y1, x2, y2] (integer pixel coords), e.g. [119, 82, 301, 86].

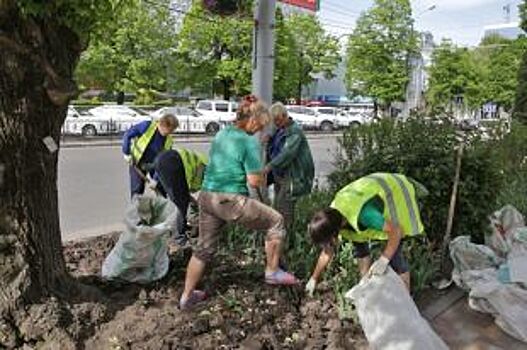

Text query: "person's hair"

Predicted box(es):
[270, 102, 288, 119]
[159, 113, 179, 130]
[236, 95, 270, 124]
[308, 208, 343, 245]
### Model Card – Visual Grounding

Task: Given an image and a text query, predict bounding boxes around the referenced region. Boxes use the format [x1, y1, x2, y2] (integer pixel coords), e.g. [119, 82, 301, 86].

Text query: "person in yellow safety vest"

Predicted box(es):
[154, 148, 207, 246]
[305, 173, 428, 296]
[122, 114, 179, 197]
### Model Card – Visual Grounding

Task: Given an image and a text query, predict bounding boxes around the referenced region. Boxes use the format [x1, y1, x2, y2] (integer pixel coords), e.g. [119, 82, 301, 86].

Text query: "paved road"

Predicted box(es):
[58, 136, 340, 240]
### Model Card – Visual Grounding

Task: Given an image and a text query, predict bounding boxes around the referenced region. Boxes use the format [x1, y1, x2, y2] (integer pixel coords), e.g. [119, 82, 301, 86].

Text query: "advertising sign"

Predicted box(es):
[279, 0, 319, 12]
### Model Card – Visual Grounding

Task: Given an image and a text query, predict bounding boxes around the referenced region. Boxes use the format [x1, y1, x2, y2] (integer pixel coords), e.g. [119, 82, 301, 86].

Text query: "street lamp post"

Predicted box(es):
[251, 0, 276, 105]
[416, 4, 436, 18]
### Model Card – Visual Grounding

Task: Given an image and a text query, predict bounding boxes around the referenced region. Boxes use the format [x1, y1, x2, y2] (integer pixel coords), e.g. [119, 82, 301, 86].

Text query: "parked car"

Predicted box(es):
[88, 105, 151, 133]
[195, 100, 238, 133]
[310, 107, 340, 131]
[62, 106, 116, 137]
[150, 106, 225, 134]
[285, 105, 318, 130]
[338, 110, 368, 128]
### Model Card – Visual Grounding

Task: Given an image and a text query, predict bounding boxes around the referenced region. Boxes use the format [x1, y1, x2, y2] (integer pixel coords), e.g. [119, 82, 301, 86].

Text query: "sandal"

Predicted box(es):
[265, 269, 299, 286]
[179, 290, 207, 310]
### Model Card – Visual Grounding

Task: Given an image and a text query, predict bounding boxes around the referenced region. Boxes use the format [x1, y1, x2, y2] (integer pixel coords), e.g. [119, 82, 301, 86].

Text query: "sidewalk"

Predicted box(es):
[420, 287, 526, 349]
[59, 132, 343, 148]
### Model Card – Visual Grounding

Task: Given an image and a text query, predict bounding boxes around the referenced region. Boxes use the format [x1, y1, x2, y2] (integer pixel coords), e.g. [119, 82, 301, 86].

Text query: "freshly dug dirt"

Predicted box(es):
[20, 233, 367, 349]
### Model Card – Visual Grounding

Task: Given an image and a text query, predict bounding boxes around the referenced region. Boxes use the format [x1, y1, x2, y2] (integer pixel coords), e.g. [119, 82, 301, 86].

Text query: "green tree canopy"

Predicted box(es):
[75, 0, 178, 96]
[427, 35, 527, 115]
[514, 0, 527, 123]
[174, 4, 340, 101]
[273, 10, 301, 102]
[426, 40, 484, 114]
[345, 0, 418, 111]
[173, 1, 253, 99]
[521, 0, 527, 32]
[284, 14, 341, 102]
[477, 35, 527, 111]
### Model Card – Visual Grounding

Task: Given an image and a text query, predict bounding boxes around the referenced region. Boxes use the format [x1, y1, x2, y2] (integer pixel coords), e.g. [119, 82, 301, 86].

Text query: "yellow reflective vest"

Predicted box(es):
[330, 173, 425, 242]
[131, 121, 173, 164]
[177, 148, 207, 192]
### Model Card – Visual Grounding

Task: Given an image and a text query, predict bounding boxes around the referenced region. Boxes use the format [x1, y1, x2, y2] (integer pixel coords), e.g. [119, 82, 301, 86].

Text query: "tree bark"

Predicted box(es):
[0, 3, 82, 347]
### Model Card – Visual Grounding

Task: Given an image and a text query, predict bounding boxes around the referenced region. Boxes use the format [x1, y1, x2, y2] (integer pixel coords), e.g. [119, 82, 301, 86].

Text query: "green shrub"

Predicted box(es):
[152, 99, 173, 106]
[330, 117, 503, 244]
[494, 123, 527, 214]
[330, 241, 359, 319]
[134, 89, 155, 105]
[218, 190, 332, 279]
[284, 191, 333, 278]
[405, 238, 440, 295]
[70, 98, 103, 106]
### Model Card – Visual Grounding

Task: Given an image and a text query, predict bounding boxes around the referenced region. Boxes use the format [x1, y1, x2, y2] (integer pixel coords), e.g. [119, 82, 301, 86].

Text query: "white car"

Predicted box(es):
[337, 110, 366, 128]
[310, 107, 340, 131]
[150, 106, 224, 134]
[62, 106, 116, 136]
[285, 105, 318, 130]
[195, 100, 238, 127]
[88, 105, 151, 133]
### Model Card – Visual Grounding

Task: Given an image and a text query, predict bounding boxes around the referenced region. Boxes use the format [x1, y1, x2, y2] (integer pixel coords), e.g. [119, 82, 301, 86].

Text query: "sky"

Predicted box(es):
[317, 0, 524, 46]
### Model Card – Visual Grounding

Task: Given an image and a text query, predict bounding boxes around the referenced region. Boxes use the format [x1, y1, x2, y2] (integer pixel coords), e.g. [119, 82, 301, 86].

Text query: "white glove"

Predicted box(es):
[146, 174, 158, 190]
[123, 154, 133, 164]
[305, 277, 317, 297]
[369, 255, 390, 276]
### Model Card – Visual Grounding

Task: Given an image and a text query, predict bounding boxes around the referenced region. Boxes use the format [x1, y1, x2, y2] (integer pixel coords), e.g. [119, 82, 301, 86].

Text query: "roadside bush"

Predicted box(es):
[329, 117, 503, 244]
[152, 99, 173, 106]
[218, 190, 332, 279]
[215, 187, 437, 317]
[134, 88, 155, 105]
[405, 237, 440, 295]
[493, 123, 527, 214]
[70, 98, 103, 106]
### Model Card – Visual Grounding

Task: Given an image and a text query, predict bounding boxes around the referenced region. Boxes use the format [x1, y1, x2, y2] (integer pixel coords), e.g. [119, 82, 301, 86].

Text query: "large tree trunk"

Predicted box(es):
[0, 3, 82, 347]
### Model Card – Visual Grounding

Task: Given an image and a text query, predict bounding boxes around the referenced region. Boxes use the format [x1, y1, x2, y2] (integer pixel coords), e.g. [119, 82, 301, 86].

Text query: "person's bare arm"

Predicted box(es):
[310, 246, 335, 282]
[381, 220, 401, 259]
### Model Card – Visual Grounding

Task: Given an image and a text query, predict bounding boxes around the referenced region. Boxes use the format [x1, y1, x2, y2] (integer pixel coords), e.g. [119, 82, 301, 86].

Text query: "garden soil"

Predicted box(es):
[20, 233, 367, 349]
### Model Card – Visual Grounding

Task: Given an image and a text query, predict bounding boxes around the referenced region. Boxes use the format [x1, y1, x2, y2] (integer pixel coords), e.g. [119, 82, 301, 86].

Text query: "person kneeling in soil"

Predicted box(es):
[122, 114, 179, 197]
[154, 148, 207, 247]
[305, 173, 427, 296]
[179, 95, 299, 310]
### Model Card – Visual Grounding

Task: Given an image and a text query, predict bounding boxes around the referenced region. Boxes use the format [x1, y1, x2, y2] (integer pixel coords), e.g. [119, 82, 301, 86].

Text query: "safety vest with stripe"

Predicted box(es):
[330, 173, 425, 242]
[177, 148, 207, 192]
[131, 121, 173, 164]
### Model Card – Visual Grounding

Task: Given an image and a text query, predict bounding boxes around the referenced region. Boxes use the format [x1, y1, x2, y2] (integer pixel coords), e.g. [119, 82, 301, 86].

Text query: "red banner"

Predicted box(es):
[279, 0, 319, 12]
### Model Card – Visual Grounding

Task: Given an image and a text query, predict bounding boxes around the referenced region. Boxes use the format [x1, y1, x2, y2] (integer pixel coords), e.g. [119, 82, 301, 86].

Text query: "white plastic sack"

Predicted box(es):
[508, 227, 527, 284]
[449, 205, 527, 343]
[462, 268, 527, 342]
[450, 235, 501, 290]
[345, 268, 448, 350]
[487, 205, 525, 258]
[102, 195, 180, 283]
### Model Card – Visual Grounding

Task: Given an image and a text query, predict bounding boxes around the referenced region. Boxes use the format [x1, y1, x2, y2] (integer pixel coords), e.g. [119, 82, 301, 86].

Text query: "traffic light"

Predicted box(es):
[202, 0, 243, 16]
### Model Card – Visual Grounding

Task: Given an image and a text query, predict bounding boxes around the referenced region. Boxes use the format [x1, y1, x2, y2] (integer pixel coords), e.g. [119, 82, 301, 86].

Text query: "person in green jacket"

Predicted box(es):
[264, 102, 315, 228]
[305, 173, 427, 296]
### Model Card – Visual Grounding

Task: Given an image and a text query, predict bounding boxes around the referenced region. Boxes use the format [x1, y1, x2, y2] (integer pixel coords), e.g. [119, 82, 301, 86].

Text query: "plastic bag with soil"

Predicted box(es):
[345, 267, 448, 350]
[101, 195, 180, 283]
